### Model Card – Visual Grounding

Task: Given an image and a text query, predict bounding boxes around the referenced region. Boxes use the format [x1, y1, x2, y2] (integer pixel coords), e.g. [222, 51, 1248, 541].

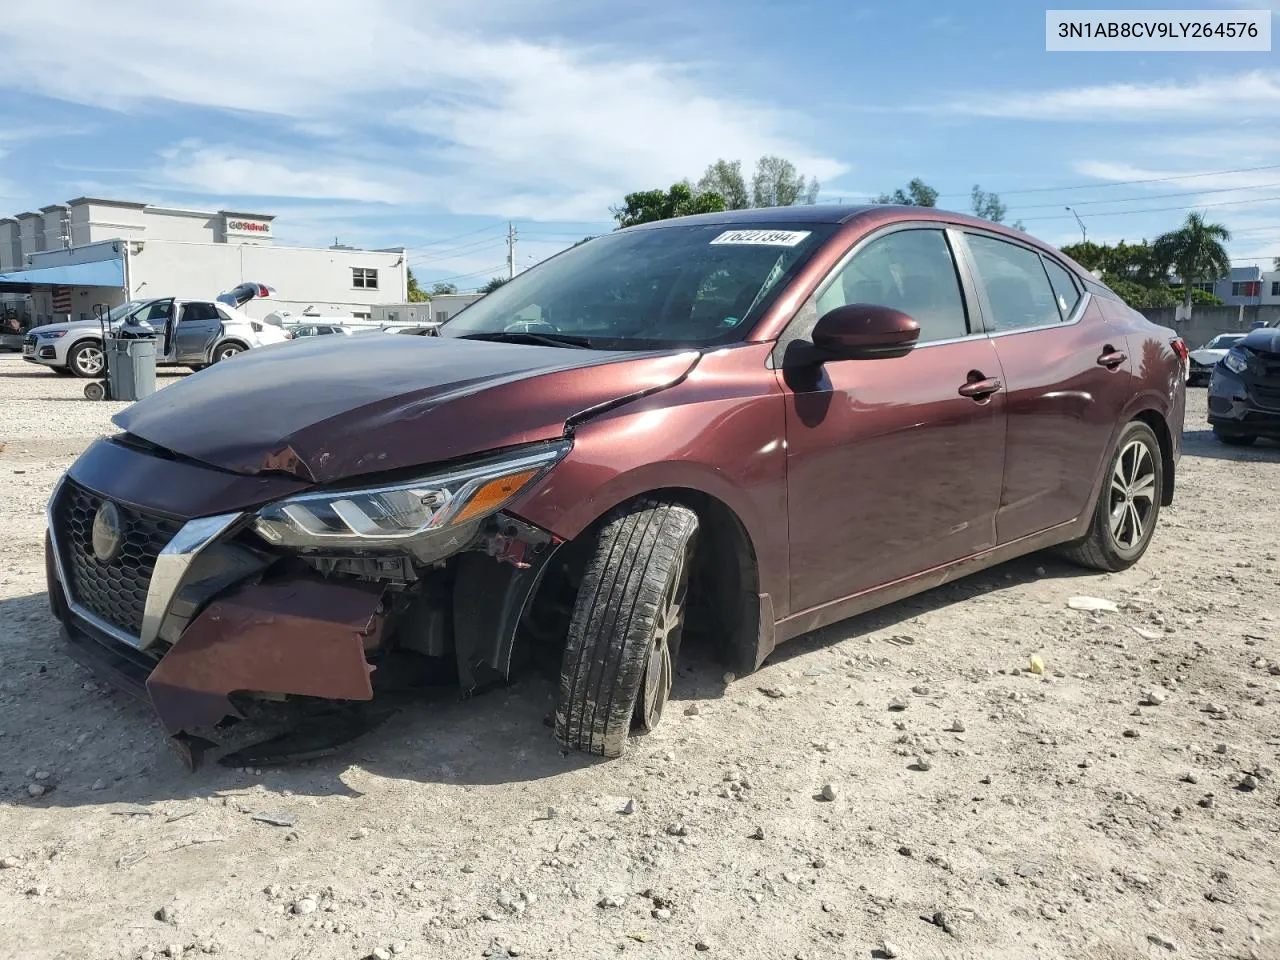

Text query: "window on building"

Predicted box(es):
[353, 268, 379, 289]
[352, 311, 372, 320]
[1272, 281, 1280, 297]
[1231, 281, 1261, 297]
[435, 310, 449, 322]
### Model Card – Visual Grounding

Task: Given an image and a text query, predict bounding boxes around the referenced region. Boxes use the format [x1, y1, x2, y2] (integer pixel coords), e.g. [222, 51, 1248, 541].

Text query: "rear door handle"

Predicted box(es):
[1097, 348, 1127, 369]
[958, 376, 1002, 400]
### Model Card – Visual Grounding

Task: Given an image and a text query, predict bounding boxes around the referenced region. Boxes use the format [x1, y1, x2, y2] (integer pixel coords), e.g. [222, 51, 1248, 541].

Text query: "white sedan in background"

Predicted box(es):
[1187, 333, 1247, 386]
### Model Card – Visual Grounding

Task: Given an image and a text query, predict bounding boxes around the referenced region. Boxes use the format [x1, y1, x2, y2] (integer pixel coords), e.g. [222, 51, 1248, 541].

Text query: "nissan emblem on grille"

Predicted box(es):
[91, 501, 123, 562]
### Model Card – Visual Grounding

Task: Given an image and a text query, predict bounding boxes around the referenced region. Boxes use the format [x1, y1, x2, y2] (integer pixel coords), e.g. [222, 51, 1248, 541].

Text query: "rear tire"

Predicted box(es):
[555, 498, 699, 758]
[212, 343, 245, 363]
[1058, 420, 1162, 572]
[1214, 429, 1256, 447]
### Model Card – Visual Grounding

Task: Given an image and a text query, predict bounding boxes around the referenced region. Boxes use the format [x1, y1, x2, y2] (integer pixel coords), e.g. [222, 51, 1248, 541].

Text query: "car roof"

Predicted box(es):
[619, 203, 1094, 280]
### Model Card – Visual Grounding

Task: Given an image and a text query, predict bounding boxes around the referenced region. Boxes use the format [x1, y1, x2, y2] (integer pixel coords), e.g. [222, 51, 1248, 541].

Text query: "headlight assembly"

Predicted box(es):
[253, 440, 570, 551]
[1223, 348, 1249, 375]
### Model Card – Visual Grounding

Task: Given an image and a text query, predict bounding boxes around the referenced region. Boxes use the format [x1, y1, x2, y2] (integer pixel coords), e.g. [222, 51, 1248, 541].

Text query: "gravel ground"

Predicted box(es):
[1, 352, 1278, 960]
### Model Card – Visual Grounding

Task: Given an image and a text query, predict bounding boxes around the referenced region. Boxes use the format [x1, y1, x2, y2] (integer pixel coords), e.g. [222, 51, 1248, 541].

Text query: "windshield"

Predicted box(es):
[1209, 334, 1244, 349]
[103, 300, 145, 324]
[441, 222, 838, 349]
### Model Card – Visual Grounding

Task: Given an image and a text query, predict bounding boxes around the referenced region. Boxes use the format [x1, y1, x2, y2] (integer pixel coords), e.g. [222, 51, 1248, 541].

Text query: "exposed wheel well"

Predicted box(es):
[524, 488, 763, 676]
[1133, 409, 1175, 506]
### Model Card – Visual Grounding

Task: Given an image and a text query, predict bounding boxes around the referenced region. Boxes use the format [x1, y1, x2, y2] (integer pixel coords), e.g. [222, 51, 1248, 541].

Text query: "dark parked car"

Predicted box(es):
[1207, 325, 1280, 445]
[44, 206, 1186, 768]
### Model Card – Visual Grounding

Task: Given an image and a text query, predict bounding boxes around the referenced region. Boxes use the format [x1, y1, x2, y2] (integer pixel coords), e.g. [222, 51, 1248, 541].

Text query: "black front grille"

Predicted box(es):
[54, 481, 183, 637]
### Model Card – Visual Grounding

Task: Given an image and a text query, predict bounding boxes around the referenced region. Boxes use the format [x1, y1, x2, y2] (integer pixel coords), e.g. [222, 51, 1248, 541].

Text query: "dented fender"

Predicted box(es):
[145, 578, 385, 735]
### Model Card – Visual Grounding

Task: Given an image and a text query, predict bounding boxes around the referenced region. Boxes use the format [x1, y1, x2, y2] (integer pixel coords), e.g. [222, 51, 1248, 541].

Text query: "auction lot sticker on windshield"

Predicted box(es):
[710, 229, 811, 247]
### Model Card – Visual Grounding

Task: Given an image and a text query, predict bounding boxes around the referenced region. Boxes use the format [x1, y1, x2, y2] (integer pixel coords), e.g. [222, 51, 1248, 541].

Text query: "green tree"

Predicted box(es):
[478, 275, 510, 294]
[874, 178, 938, 207]
[970, 185, 1007, 222]
[696, 159, 751, 209]
[430, 281, 458, 296]
[407, 267, 428, 302]
[1152, 212, 1232, 313]
[750, 155, 820, 207]
[611, 182, 727, 228]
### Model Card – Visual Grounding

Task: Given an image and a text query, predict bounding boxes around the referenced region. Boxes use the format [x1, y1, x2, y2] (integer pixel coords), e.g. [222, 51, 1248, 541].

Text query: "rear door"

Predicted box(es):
[779, 224, 1008, 613]
[173, 301, 223, 361]
[957, 230, 1132, 543]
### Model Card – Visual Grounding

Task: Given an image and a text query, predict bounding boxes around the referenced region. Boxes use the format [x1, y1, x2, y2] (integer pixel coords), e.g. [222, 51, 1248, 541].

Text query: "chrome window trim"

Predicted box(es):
[984, 290, 1092, 340]
[45, 475, 241, 652]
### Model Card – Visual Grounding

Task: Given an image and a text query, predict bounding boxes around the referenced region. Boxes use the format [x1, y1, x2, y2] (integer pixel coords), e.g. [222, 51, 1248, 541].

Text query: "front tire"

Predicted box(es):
[67, 340, 105, 378]
[555, 498, 699, 758]
[1214, 429, 1256, 447]
[1058, 420, 1162, 572]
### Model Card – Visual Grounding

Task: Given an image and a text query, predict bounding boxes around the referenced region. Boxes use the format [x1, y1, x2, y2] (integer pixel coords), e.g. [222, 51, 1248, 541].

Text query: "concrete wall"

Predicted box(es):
[0, 221, 18, 272]
[143, 208, 222, 243]
[1141, 304, 1280, 349]
[128, 240, 407, 319]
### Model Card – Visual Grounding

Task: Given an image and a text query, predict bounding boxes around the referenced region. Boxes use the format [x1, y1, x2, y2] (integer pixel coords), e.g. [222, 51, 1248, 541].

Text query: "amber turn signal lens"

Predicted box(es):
[450, 468, 541, 525]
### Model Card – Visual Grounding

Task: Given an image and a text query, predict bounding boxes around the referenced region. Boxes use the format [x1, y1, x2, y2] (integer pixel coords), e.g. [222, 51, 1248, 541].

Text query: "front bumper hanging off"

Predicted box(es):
[45, 463, 561, 770]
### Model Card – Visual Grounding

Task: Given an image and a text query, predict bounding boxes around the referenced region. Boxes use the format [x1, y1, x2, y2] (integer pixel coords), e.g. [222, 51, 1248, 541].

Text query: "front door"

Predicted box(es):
[173, 301, 223, 362]
[957, 230, 1132, 543]
[781, 225, 1008, 614]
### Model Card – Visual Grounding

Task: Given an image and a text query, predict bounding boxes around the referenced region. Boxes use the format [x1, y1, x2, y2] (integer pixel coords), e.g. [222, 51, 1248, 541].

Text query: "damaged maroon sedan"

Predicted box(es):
[45, 206, 1186, 768]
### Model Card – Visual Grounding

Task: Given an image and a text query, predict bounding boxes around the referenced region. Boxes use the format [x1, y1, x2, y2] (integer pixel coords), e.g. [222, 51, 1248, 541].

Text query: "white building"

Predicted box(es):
[371, 293, 483, 326]
[0, 197, 407, 328]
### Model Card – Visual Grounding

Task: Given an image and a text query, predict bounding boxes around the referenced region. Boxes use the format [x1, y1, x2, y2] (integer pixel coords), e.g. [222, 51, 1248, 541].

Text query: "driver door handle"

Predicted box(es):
[958, 375, 1002, 400]
[1097, 348, 1127, 369]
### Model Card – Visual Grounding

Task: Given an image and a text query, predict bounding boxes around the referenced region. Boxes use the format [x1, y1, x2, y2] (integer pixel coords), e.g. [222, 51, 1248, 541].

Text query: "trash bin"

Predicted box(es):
[107, 321, 158, 402]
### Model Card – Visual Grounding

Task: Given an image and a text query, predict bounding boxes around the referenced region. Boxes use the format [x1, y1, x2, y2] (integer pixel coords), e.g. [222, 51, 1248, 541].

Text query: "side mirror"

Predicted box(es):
[811, 304, 920, 359]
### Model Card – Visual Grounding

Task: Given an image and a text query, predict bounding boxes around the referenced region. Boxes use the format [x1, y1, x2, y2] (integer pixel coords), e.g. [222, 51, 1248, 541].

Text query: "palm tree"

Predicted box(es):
[1153, 212, 1232, 314]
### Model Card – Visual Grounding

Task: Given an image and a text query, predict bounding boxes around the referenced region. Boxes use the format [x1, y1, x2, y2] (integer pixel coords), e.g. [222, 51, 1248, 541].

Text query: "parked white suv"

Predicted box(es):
[23, 285, 289, 377]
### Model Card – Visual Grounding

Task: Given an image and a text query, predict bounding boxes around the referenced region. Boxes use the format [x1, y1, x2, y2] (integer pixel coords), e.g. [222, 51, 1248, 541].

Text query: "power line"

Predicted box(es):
[423, 262, 509, 284]
[1018, 193, 1280, 224]
[408, 236, 507, 267]
[936, 162, 1280, 200]
[1010, 181, 1280, 213]
[401, 221, 507, 253]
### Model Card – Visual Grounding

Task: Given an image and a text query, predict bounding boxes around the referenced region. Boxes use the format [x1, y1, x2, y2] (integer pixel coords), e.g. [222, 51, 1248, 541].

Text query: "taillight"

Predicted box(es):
[1171, 337, 1189, 363]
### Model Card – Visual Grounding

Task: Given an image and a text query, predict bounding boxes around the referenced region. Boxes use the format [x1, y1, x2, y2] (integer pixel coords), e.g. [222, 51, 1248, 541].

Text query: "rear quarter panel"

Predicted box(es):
[1098, 296, 1185, 486]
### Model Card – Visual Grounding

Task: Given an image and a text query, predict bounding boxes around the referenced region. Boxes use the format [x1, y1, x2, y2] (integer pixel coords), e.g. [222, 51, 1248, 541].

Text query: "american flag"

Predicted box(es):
[52, 286, 73, 313]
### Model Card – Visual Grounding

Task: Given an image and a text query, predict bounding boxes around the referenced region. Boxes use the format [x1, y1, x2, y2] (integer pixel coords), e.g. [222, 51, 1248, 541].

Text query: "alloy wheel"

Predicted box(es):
[1108, 439, 1157, 550]
[76, 346, 104, 376]
[216, 345, 242, 361]
[636, 548, 689, 731]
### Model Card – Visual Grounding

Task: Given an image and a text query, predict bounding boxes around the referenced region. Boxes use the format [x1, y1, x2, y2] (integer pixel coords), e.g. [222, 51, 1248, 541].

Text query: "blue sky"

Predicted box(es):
[1, 0, 1278, 290]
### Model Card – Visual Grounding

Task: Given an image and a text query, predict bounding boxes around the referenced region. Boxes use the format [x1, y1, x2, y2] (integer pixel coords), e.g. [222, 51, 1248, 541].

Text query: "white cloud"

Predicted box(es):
[150, 143, 435, 205]
[0, 0, 843, 221]
[951, 70, 1280, 121]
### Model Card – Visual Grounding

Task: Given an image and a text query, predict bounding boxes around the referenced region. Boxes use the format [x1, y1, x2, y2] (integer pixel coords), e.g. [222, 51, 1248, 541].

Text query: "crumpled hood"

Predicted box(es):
[1189, 348, 1227, 364]
[1242, 327, 1280, 355]
[114, 335, 699, 483]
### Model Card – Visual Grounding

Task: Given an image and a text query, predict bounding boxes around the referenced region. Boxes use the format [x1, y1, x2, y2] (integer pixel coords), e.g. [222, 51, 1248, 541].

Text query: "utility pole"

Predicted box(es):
[507, 222, 517, 280]
[1065, 206, 1087, 244]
